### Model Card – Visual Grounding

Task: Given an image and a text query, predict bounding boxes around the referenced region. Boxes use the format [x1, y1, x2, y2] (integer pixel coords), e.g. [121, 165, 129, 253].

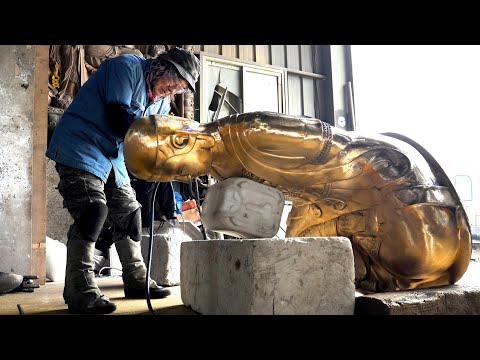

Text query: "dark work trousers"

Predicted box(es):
[130, 178, 176, 227]
[55, 163, 141, 245]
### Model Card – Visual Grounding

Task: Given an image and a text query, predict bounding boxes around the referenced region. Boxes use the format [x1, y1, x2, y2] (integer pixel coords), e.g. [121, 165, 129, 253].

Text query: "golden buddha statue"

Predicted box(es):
[124, 111, 472, 292]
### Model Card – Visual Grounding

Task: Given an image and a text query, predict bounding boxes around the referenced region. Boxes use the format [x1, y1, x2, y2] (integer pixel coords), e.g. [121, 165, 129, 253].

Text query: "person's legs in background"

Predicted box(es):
[130, 177, 157, 228]
[130, 177, 177, 227]
[94, 223, 114, 275]
[105, 173, 171, 299]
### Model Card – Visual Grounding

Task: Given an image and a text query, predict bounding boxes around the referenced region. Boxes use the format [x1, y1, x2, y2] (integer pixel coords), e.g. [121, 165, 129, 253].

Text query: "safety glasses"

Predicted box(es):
[168, 75, 189, 94]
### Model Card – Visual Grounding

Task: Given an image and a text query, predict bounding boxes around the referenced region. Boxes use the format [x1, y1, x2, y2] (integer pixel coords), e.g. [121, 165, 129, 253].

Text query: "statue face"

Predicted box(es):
[124, 115, 215, 183]
[156, 132, 215, 183]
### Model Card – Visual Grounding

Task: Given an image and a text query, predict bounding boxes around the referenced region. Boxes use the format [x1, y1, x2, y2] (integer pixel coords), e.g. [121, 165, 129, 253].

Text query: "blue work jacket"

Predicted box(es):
[46, 54, 170, 187]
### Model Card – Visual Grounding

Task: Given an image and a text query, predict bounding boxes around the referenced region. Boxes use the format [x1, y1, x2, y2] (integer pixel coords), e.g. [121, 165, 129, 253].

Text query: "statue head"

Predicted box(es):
[124, 115, 215, 183]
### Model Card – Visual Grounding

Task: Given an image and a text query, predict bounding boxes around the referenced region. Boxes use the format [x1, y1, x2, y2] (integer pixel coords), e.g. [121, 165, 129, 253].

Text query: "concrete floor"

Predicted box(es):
[0, 276, 197, 315]
[1, 261, 479, 316]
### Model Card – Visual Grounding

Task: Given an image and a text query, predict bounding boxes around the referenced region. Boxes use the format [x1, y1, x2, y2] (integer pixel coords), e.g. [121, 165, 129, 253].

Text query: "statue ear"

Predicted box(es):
[196, 133, 215, 148]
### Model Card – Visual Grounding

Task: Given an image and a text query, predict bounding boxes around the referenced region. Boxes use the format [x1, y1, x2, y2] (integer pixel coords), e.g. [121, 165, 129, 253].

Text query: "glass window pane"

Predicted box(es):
[244, 70, 280, 113]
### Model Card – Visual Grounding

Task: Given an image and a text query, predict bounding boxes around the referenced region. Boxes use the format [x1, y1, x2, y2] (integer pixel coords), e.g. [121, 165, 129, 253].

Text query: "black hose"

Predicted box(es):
[194, 177, 207, 240]
[17, 304, 24, 315]
[145, 182, 161, 315]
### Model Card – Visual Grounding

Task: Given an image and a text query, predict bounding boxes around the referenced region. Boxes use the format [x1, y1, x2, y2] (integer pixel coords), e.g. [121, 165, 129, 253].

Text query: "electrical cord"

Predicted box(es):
[146, 181, 161, 315]
[155, 220, 166, 233]
[176, 213, 187, 237]
[17, 304, 24, 315]
[98, 266, 123, 277]
[194, 177, 207, 239]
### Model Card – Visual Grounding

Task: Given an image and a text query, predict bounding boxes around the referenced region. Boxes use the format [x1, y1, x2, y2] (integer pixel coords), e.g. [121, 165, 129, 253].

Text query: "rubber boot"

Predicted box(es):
[114, 238, 171, 299]
[64, 239, 117, 314]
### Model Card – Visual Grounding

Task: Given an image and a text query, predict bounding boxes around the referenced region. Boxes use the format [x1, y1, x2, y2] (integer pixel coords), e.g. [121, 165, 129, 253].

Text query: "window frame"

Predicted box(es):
[199, 52, 288, 124]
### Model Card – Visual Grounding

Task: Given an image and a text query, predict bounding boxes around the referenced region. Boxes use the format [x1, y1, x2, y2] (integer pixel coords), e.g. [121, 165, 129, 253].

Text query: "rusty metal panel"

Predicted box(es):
[302, 77, 315, 117]
[301, 45, 313, 73]
[286, 45, 300, 70]
[239, 45, 255, 61]
[271, 45, 286, 67]
[255, 45, 271, 65]
[288, 74, 302, 116]
[204, 45, 221, 55]
[221, 45, 239, 59]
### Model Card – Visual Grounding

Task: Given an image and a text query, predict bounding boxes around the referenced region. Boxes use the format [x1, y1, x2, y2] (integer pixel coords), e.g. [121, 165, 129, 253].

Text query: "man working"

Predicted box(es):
[46, 47, 200, 314]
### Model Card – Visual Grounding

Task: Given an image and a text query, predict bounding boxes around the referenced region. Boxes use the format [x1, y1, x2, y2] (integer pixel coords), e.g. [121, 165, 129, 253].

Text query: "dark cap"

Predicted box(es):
[157, 47, 200, 93]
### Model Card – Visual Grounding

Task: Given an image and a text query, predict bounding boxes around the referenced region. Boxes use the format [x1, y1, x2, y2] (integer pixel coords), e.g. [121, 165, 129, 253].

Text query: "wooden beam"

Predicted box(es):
[31, 45, 49, 285]
[254, 45, 271, 65]
[239, 45, 255, 62]
[221, 45, 238, 59]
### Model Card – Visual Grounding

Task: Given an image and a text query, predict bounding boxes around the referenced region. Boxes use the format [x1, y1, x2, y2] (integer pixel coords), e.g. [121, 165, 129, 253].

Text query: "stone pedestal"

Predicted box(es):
[181, 237, 355, 315]
[355, 284, 480, 315]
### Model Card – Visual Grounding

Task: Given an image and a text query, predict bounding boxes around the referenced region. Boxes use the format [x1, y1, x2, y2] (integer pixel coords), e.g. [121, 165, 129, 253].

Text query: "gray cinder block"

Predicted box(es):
[181, 237, 355, 315]
[140, 223, 195, 286]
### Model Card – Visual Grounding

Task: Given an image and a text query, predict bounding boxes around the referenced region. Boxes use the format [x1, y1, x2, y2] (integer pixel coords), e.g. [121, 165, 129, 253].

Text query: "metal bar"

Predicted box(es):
[213, 89, 239, 114]
[287, 68, 325, 79]
[213, 87, 228, 121]
[346, 81, 356, 129]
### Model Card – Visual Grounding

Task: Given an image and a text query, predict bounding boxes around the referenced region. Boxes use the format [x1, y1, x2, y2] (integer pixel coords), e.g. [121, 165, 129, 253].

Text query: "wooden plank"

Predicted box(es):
[288, 74, 303, 116]
[204, 45, 220, 55]
[254, 45, 271, 65]
[271, 45, 285, 67]
[302, 77, 315, 117]
[31, 45, 49, 285]
[300, 45, 313, 73]
[286, 45, 300, 70]
[221, 45, 238, 59]
[239, 45, 255, 62]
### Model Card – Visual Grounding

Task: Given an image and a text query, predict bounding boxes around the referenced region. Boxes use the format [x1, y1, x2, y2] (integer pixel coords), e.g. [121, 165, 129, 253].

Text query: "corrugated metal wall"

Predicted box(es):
[193, 45, 325, 119]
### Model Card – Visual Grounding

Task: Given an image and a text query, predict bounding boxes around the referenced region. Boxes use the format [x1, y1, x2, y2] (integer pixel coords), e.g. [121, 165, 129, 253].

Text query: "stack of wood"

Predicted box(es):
[48, 45, 173, 110]
[46, 45, 197, 146]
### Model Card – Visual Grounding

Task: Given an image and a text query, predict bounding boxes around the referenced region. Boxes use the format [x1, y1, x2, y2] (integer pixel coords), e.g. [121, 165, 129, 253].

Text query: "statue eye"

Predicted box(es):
[172, 135, 190, 148]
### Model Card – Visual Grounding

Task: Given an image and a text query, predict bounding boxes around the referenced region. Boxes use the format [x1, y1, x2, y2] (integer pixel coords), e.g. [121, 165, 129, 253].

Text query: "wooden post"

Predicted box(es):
[182, 45, 195, 120]
[31, 45, 49, 285]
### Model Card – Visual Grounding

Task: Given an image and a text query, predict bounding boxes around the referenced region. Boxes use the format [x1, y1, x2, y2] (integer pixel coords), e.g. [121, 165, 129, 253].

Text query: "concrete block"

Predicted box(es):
[472, 240, 480, 261]
[108, 244, 122, 277]
[355, 284, 480, 315]
[181, 237, 355, 315]
[201, 177, 285, 239]
[140, 222, 198, 286]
